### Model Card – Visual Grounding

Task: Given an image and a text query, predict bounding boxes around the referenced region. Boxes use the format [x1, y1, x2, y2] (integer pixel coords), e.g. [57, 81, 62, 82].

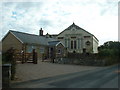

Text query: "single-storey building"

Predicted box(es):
[2, 29, 65, 61]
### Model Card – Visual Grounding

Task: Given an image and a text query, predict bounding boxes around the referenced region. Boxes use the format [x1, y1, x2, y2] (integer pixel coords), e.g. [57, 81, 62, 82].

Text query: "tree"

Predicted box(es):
[98, 41, 120, 65]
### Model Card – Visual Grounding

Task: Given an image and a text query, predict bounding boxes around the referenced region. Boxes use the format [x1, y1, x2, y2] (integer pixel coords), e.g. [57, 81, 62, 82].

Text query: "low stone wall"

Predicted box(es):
[55, 58, 105, 66]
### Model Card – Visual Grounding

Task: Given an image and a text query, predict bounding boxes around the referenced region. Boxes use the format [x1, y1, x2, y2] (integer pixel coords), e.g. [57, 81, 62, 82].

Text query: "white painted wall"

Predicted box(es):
[93, 36, 99, 53]
[57, 26, 98, 53]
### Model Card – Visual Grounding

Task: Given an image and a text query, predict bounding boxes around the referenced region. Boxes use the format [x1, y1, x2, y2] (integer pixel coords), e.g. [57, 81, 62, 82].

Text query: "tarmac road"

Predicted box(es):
[0, 66, 1, 89]
[12, 64, 119, 88]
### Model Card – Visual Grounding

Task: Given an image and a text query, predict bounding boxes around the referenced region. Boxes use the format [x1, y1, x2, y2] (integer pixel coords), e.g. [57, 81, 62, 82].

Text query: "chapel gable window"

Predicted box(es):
[71, 40, 73, 49]
[86, 41, 91, 46]
[74, 40, 77, 49]
[58, 37, 64, 39]
[71, 37, 76, 38]
[84, 36, 91, 38]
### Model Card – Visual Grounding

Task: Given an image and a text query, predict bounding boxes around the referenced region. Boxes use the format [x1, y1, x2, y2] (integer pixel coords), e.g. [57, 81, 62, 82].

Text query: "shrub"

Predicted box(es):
[98, 41, 120, 65]
[2, 48, 16, 80]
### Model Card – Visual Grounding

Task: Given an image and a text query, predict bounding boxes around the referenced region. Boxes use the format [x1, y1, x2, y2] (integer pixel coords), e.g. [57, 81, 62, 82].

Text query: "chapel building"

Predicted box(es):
[52, 22, 99, 53]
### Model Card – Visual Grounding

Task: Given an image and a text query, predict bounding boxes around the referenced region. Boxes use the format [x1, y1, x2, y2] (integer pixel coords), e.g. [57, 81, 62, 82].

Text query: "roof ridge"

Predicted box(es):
[48, 41, 60, 42]
[57, 23, 99, 41]
[70, 23, 93, 35]
[72, 24, 99, 41]
[9, 30, 41, 37]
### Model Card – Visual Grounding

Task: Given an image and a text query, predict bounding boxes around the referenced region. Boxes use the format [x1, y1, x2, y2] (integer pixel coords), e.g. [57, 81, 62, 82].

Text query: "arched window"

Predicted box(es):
[86, 41, 90, 46]
[71, 40, 73, 49]
[74, 40, 76, 49]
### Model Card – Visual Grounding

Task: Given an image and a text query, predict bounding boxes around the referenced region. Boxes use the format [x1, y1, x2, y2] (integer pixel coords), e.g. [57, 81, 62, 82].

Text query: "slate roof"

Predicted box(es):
[48, 41, 60, 46]
[65, 22, 84, 31]
[58, 23, 99, 41]
[9, 30, 57, 46]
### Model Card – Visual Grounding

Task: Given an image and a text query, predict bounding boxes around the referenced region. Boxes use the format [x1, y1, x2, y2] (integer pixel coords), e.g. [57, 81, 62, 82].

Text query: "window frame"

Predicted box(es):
[71, 40, 73, 49]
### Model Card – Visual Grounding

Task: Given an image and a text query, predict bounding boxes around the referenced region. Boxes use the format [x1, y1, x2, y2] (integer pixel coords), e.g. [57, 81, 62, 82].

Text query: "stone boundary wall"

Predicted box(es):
[55, 53, 105, 66]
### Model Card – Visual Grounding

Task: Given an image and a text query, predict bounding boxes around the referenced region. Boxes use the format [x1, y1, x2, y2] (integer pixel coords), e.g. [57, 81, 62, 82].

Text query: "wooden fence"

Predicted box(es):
[13, 49, 37, 64]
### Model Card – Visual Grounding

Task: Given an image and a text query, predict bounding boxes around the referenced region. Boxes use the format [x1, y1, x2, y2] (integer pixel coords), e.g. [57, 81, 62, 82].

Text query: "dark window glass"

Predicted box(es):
[57, 49, 61, 54]
[71, 37, 76, 38]
[83, 48, 86, 53]
[74, 40, 76, 49]
[68, 39, 70, 49]
[58, 37, 64, 39]
[84, 36, 91, 38]
[86, 41, 90, 46]
[65, 39, 67, 47]
[71, 40, 73, 49]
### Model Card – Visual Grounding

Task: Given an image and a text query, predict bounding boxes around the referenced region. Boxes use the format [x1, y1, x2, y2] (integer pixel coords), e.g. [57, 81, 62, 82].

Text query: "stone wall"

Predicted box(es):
[55, 53, 105, 66]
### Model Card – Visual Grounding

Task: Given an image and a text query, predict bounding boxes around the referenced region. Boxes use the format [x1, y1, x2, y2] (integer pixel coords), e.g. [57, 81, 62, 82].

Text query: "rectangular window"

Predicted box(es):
[71, 37, 76, 38]
[71, 40, 73, 49]
[65, 39, 67, 47]
[83, 48, 86, 53]
[58, 37, 64, 39]
[57, 49, 61, 54]
[27, 45, 35, 53]
[68, 39, 70, 49]
[74, 40, 76, 49]
[78, 38, 81, 49]
[78, 39, 80, 49]
[84, 36, 90, 38]
[40, 47, 44, 53]
[27, 46, 32, 52]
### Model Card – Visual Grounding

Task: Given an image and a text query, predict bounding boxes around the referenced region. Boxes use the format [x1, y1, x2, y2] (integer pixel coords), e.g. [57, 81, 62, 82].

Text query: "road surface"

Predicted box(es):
[11, 64, 119, 88]
[0, 66, 1, 89]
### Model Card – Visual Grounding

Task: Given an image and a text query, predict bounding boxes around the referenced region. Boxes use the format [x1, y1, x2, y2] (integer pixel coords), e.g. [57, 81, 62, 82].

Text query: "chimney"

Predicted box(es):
[39, 28, 43, 36]
[46, 33, 49, 38]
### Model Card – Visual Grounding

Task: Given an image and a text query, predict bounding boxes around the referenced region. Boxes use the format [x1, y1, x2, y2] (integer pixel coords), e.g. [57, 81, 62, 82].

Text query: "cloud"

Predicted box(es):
[38, 19, 52, 28]
[1, 0, 118, 45]
[1, 2, 43, 36]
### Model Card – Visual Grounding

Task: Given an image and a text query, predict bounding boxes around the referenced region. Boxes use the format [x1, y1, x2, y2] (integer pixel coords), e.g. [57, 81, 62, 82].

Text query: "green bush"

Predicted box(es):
[2, 48, 16, 80]
[98, 41, 120, 65]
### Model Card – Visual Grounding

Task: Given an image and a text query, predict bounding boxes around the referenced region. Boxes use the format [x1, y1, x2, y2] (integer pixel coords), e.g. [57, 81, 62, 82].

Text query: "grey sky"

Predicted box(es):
[1, 0, 118, 45]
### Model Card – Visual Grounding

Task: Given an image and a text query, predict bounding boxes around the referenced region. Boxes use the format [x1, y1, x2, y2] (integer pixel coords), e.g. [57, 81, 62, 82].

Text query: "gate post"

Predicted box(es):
[21, 50, 24, 64]
[2, 64, 11, 88]
[33, 49, 37, 64]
